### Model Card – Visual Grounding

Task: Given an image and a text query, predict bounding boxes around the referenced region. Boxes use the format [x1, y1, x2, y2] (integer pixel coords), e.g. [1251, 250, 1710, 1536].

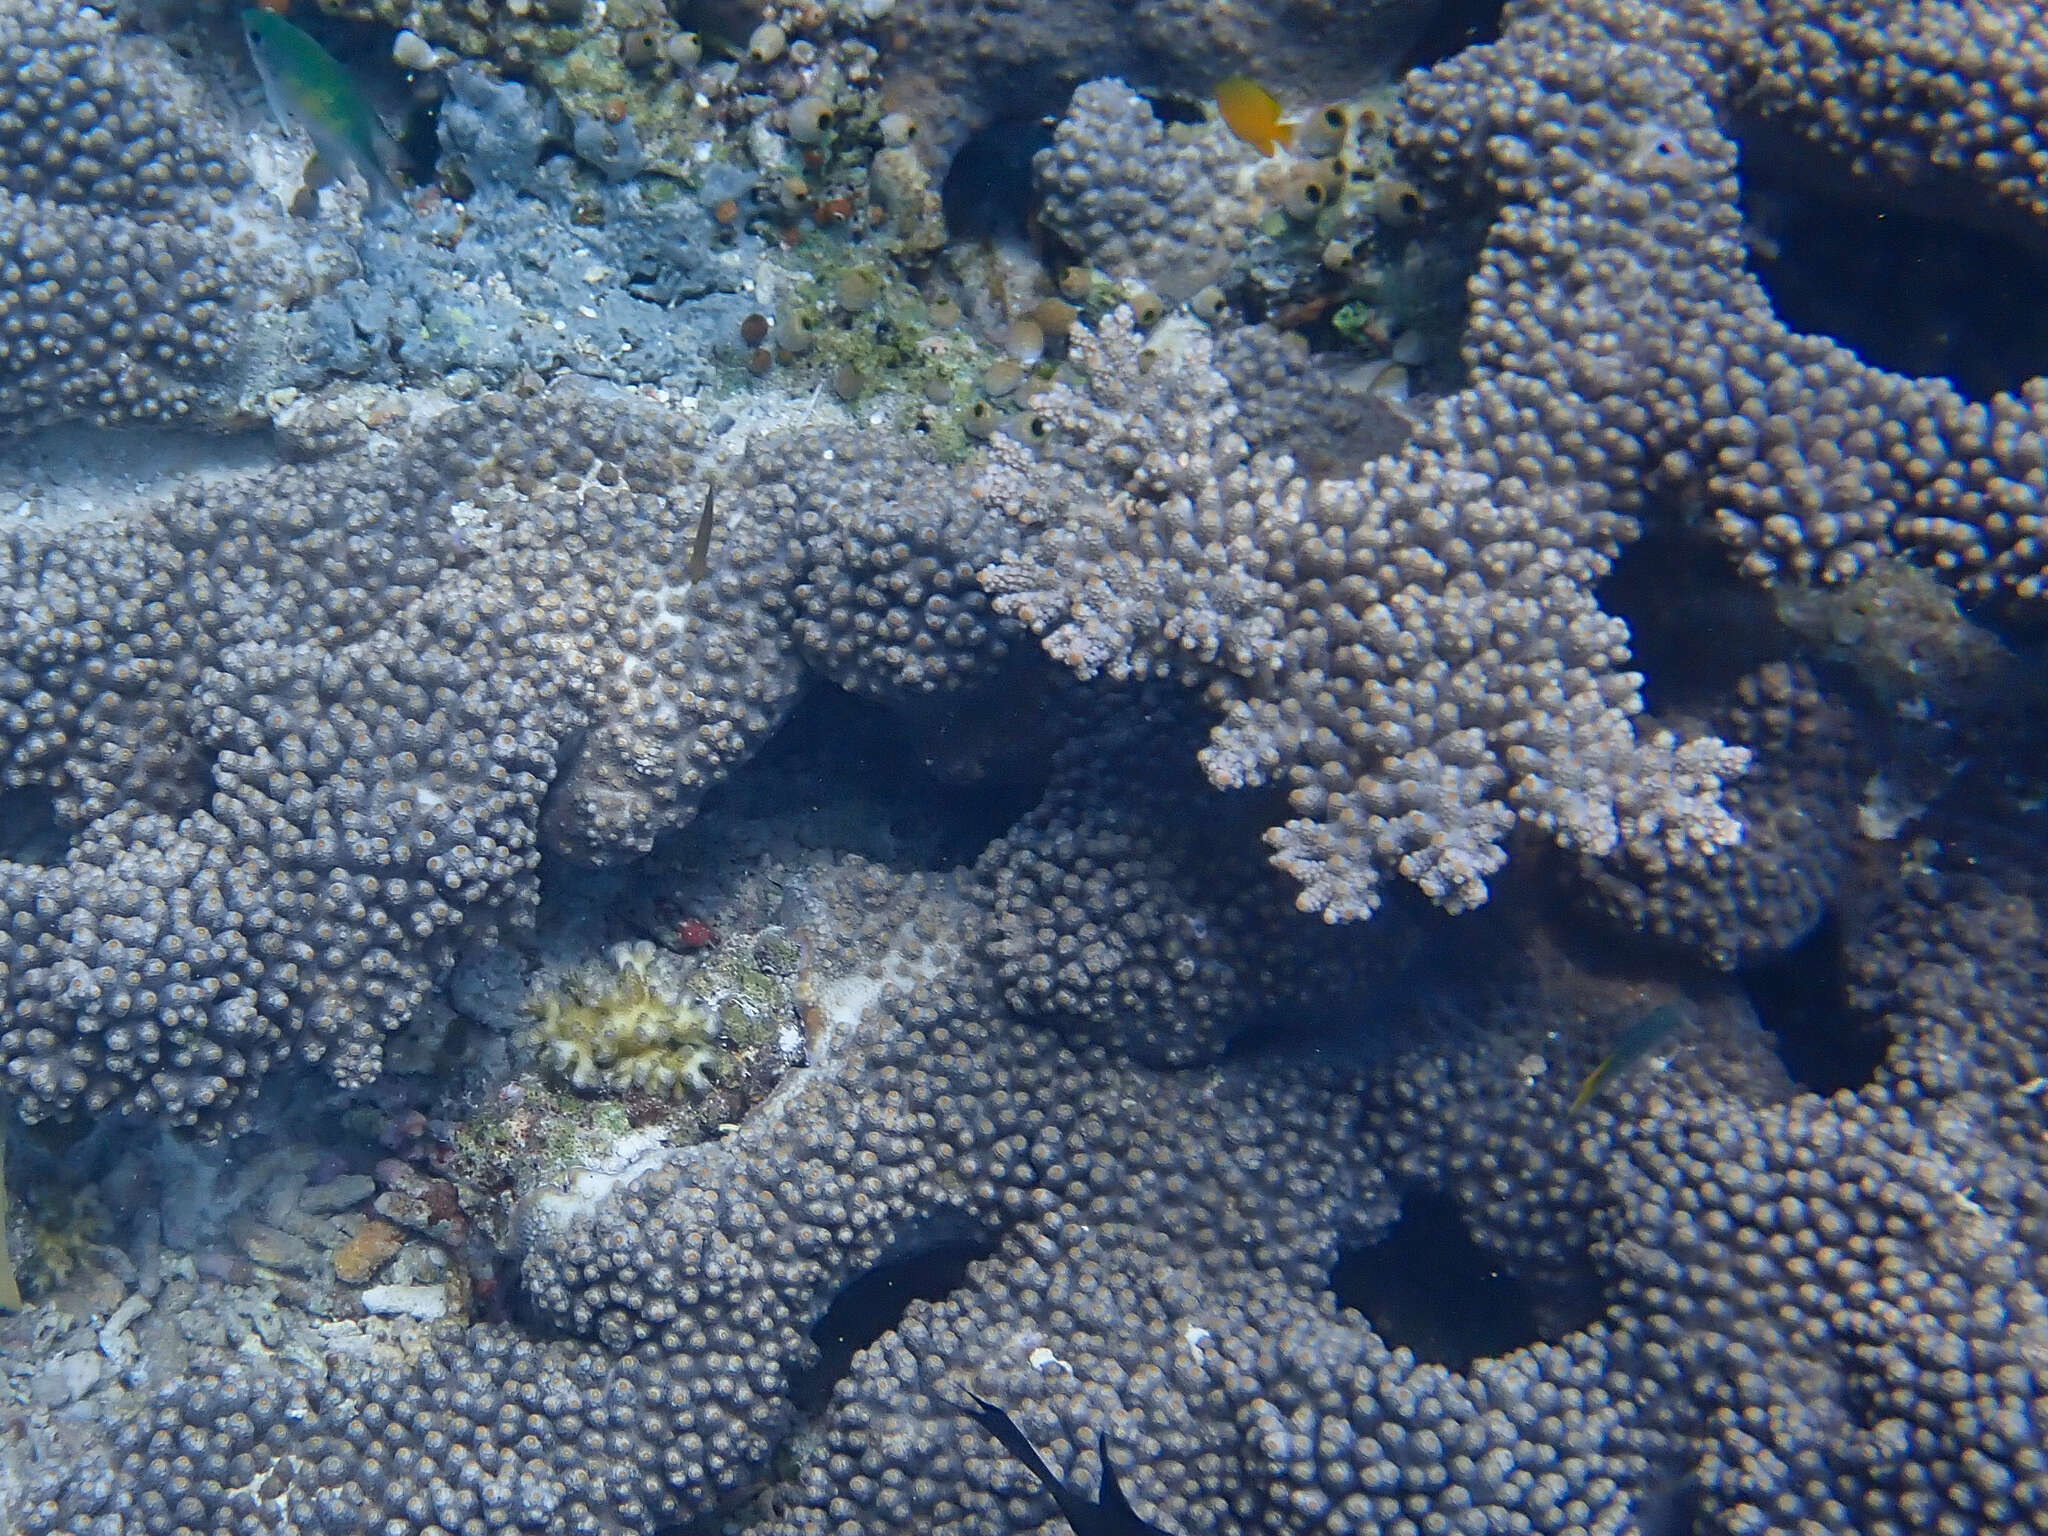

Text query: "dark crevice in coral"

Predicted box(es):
[1396, 0, 1506, 73]
[398, 89, 445, 189]
[1137, 92, 1208, 128]
[0, 784, 70, 866]
[1633, 1475, 1705, 1536]
[1740, 915, 1884, 1094]
[942, 109, 1058, 244]
[674, 0, 761, 41]
[1597, 525, 1791, 714]
[1330, 1188, 1568, 1369]
[791, 1232, 997, 1414]
[1737, 153, 2048, 403]
[705, 680, 1051, 869]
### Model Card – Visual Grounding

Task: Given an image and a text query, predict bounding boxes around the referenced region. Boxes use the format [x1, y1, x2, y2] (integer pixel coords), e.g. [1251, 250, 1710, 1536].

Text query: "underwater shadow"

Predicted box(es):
[1329, 1187, 1603, 1371]
[1737, 150, 2048, 402]
[1738, 915, 1886, 1095]
[789, 1222, 1000, 1414]
[0, 784, 70, 866]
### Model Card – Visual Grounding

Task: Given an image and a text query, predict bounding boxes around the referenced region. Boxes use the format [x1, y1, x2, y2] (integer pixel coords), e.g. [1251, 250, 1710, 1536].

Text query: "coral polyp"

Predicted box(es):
[524, 941, 728, 1099]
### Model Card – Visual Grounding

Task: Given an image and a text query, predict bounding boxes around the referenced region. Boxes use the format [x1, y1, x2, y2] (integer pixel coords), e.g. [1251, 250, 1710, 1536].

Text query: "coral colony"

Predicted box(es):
[2, 0, 2048, 1532]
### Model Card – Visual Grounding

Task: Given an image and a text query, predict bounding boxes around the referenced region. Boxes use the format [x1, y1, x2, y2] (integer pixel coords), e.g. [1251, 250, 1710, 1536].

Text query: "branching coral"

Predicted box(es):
[1576, 662, 1865, 968]
[978, 310, 1291, 687]
[981, 0, 2048, 925]
[973, 695, 1409, 1065]
[13, 3, 2048, 1533]
[982, 309, 1748, 919]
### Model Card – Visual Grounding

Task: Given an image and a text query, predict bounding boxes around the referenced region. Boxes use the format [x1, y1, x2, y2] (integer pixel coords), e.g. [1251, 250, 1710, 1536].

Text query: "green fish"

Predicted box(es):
[1570, 1003, 1687, 1115]
[0, 1129, 20, 1312]
[242, 9, 405, 215]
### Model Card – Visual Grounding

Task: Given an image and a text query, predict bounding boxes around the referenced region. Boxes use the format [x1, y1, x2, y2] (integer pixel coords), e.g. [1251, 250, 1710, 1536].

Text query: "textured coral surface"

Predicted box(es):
[5, 0, 2048, 1531]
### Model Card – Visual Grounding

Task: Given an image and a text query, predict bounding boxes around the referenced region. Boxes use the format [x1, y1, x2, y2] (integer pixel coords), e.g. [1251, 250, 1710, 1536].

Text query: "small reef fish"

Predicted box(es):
[686, 485, 717, 581]
[1570, 1003, 1687, 1115]
[1215, 77, 1293, 156]
[0, 1131, 20, 1311]
[958, 1392, 1180, 1536]
[243, 8, 405, 215]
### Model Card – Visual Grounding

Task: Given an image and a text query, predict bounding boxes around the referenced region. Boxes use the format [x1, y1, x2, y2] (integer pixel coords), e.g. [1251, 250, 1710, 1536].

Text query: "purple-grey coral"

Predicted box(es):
[0, 383, 813, 1129]
[1576, 662, 1864, 968]
[0, 0, 250, 432]
[1397, 0, 2048, 611]
[988, 0, 2048, 925]
[1716, 0, 2048, 239]
[973, 700, 1402, 1066]
[1211, 321, 1415, 477]
[21, 915, 1394, 1534]
[982, 309, 1749, 920]
[979, 310, 1290, 688]
[746, 425, 1017, 704]
[18, 3, 2048, 1533]
[1034, 78, 1270, 304]
[24, 810, 2048, 1536]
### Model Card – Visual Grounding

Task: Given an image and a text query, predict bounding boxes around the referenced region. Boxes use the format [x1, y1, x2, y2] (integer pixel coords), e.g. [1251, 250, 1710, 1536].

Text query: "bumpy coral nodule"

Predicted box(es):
[0, 0, 252, 432]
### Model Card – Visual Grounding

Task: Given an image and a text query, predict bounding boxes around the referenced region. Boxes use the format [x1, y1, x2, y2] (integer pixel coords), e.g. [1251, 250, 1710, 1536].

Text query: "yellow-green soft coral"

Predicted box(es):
[525, 941, 728, 1098]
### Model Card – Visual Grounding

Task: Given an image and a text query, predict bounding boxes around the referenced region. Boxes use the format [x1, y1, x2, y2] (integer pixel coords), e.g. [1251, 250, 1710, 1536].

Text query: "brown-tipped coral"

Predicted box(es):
[0, 381, 805, 1131]
[1034, 78, 1272, 304]
[15, 2, 2048, 1532]
[1396, 0, 2048, 616]
[1576, 662, 1866, 969]
[973, 696, 1413, 1066]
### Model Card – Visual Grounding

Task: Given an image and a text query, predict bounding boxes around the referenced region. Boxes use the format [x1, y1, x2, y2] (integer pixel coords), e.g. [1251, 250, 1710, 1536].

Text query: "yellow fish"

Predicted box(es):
[1215, 77, 1293, 156]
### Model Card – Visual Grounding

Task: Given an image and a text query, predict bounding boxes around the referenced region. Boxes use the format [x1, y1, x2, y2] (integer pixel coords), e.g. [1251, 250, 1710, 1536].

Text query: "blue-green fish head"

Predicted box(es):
[242, 8, 404, 215]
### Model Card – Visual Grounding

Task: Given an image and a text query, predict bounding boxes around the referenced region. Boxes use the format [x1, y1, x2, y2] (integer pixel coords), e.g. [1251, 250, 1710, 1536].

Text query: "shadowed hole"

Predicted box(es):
[942, 110, 1057, 243]
[1138, 93, 1207, 127]
[1595, 525, 1792, 714]
[1398, 0, 1506, 72]
[1739, 157, 2048, 402]
[699, 681, 1049, 868]
[1740, 915, 1885, 1094]
[1329, 1189, 1560, 1369]
[791, 1232, 998, 1413]
[0, 785, 69, 865]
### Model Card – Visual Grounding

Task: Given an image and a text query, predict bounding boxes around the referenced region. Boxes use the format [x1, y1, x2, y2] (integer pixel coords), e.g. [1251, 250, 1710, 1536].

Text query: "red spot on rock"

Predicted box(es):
[675, 918, 718, 949]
